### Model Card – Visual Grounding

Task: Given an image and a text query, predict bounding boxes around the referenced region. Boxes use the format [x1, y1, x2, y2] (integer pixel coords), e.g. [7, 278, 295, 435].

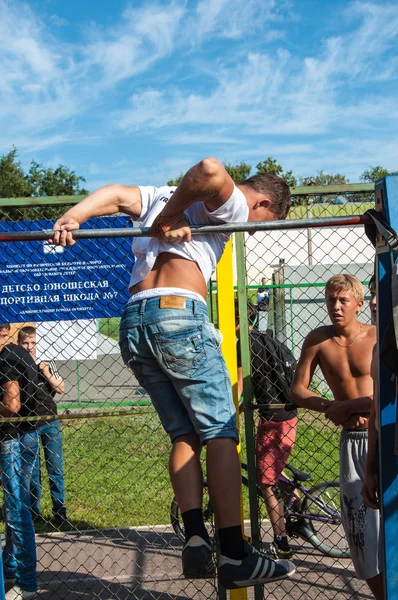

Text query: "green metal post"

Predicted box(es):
[206, 281, 212, 316]
[289, 287, 295, 355]
[273, 259, 286, 344]
[235, 233, 263, 600]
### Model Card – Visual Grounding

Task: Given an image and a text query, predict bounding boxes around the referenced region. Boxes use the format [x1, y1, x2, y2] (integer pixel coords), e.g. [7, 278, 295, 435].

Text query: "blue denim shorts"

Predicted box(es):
[119, 297, 238, 444]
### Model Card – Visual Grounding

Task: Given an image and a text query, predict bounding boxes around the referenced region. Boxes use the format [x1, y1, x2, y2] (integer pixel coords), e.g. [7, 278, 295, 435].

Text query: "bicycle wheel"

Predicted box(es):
[170, 485, 215, 545]
[300, 480, 350, 558]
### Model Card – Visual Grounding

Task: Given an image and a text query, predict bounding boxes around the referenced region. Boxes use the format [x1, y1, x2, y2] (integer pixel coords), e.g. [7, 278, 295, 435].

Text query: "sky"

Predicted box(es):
[1, 0, 397, 191]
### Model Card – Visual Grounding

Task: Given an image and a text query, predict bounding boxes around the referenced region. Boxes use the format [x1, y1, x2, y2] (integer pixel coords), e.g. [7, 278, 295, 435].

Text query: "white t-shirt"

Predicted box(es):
[129, 185, 248, 288]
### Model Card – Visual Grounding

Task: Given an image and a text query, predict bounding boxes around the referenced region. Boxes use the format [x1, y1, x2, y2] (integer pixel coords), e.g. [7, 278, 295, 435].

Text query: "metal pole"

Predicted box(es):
[0, 535, 4, 600]
[289, 287, 295, 355]
[0, 215, 373, 242]
[273, 259, 286, 344]
[306, 202, 313, 265]
[376, 175, 398, 600]
[216, 239, 246, 600]
[235, 233, 263, 600]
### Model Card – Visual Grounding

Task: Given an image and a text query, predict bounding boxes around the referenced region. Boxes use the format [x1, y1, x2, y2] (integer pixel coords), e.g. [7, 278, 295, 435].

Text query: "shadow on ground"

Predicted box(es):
[34, 527, 372, 600]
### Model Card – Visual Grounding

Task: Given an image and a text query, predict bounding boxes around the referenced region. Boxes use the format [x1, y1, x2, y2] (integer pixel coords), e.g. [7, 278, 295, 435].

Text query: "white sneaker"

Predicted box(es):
[5, 586, 37, 599]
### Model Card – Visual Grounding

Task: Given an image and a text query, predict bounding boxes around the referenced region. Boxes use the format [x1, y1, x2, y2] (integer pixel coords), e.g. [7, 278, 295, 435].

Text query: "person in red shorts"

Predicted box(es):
[237, 303, 298, 558]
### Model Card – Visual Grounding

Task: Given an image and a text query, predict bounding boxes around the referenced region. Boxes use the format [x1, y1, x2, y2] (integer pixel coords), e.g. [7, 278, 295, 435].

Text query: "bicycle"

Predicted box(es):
[170, 462, 350, 559]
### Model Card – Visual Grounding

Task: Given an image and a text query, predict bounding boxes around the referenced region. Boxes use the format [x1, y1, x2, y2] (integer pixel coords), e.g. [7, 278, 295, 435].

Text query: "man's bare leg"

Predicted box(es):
[205, 437, 244, 560]
[366, 573, 384, 600]
[206, 437, 242, 528]
[170, 433, 216, 579]
[261, 485, 286, 536]
[169, 433, 203, 513]
[261, 485, 293, 557]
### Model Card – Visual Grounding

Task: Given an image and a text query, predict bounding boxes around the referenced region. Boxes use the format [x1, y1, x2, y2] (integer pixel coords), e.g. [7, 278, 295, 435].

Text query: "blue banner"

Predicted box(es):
[0, 217, 134, 322]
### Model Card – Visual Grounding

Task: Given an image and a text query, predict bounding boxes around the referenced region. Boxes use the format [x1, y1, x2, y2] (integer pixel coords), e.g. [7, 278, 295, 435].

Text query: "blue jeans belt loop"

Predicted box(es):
[139, 298, 147, 325]
[192, 299, 198, 315]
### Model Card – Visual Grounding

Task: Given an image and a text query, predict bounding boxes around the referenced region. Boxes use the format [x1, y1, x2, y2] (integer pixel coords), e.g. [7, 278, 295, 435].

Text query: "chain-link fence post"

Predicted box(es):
[236, 232, 263, 600]
[217, 238, 248, 600]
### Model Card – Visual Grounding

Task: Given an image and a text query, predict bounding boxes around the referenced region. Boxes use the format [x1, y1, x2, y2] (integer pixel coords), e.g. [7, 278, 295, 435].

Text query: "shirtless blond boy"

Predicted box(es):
[290, 274, 383, 600]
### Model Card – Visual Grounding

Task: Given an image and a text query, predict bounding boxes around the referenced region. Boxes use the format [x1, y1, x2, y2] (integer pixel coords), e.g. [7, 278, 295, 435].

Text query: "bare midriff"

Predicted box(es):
[129, 252, 208, 300]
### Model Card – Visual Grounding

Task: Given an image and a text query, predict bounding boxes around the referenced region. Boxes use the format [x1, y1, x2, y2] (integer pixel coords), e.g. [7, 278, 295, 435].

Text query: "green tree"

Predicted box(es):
[297, 171, 350, 206]
[299, 171, 348, 186]
[360, 165, 398, 182]
[167, 174, 184, 186]
[0, 148, 88, 198]
[0, 147, 88, 222]
[0, 147, 31, 198]
[255, 157, 297, 187]
[223, 161, 251, 183]
[27, 161, 88, 197]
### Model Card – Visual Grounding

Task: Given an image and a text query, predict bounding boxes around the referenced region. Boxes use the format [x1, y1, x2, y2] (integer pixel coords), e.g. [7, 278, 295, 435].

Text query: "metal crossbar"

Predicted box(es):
[0, 214, 372, 242]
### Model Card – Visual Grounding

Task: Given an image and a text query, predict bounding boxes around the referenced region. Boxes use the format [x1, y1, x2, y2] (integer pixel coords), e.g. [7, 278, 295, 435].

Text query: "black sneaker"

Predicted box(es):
[32, 513, 46, 525]
[273, 536, 293, 559]
[218, 541, 295, 589]
[288, 518, 314, 539]
[53, 513, 67, 526]
[182, 535, 216, 579]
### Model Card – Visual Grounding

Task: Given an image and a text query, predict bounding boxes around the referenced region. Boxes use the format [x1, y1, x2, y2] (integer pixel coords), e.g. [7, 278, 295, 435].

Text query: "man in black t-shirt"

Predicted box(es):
[236, 305, 298, 559]
[0, 323, 39, 599]
[18, 326, 66, 525]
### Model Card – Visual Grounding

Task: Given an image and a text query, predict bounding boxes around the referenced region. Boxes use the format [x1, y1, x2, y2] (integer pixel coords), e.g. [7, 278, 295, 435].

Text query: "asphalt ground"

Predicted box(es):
[27, 522, 371, 600]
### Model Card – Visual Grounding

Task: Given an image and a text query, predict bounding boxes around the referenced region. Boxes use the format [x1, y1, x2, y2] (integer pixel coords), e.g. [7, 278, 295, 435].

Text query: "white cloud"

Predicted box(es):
[0, 0, 79, 145]
[193, 0, 293, 41]
[48, 14, 68, 28]
[81, 3, 185, 86]
[0, 0, 397, 185]
[161, 133, 243, 145]
[116, 2, 398, 141]
[0, 0, 186, 151]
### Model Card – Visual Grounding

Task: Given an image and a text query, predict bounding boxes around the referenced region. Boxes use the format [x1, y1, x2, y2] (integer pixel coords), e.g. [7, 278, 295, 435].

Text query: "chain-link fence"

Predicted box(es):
[0, 188, 377, 600]
[237, 188, 376, 600]
[0, 201, 218, 600]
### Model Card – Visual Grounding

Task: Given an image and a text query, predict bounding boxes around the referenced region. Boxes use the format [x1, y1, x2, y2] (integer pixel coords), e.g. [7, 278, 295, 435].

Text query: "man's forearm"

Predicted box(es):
[0, 404, 19, 417]
[2, 382, 21, 415]
[45, 375, 64, 394]
[345, 397, 372, 415]
[58, 185, 125, 224]
[290, 389, 330, 413]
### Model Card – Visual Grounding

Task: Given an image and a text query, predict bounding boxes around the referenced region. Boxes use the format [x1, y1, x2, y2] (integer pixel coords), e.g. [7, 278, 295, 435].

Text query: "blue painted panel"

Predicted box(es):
[0, 534, 4, 600]
[0, 216, 134, 322]
[376, 175, 398, 599]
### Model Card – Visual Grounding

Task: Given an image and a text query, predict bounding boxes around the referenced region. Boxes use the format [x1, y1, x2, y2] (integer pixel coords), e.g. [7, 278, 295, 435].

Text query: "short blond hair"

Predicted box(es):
[325, 274, 364, 303]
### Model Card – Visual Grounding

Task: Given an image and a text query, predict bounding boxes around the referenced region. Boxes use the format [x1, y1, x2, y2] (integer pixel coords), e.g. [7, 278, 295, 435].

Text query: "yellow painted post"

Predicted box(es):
[216, 237, 248, 600]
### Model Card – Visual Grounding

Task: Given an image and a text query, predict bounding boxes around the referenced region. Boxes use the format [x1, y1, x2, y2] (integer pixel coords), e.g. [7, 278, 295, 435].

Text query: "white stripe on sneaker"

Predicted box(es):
[257, 558, 269, 581]
[250, 557, 263, 580]
[260, 558, 274, 580]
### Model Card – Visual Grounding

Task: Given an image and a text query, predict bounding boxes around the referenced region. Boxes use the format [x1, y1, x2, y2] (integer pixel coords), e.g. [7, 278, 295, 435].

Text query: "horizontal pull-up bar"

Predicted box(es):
[0, 214, 372, 242]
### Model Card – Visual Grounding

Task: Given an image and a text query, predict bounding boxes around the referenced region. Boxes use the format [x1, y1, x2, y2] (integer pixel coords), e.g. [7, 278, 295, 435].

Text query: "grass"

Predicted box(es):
[2, 407, 339, 535]
[99, 317, 120, 342]
[290, 413, 340, 482]
[288, 202, 373, 220]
